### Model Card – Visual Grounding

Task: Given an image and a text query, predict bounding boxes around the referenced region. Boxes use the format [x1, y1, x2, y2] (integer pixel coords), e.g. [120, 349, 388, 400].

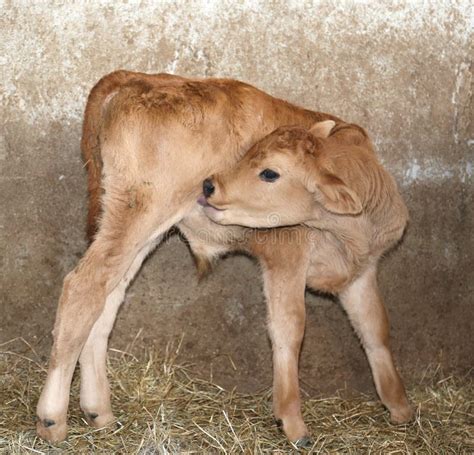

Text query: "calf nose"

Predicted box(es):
[203, 178, 215, 198]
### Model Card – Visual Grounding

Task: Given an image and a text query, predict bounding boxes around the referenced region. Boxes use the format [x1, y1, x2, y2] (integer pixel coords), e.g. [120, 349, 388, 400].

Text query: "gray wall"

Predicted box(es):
[1, 1, 472, 393]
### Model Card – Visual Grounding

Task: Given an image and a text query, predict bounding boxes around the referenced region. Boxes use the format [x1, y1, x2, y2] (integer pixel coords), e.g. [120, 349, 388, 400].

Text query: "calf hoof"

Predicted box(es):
[275, 415, 311, 449]
[294, 436, 313, 449]
[390, 405, 414, 424]
[84, 410, 116, 428]
[36, 418, 67, 443]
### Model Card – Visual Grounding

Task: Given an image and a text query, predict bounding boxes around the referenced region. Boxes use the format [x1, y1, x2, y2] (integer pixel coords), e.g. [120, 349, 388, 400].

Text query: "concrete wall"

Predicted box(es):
[1, 1, 472, 394]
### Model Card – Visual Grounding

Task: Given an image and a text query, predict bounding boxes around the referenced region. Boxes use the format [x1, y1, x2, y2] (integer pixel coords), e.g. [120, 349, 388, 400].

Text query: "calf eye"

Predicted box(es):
[259, 169, 280, 182]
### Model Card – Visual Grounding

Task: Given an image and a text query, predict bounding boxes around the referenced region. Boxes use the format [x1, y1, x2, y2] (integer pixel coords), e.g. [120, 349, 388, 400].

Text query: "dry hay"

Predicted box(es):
[0, 339, 472, 454]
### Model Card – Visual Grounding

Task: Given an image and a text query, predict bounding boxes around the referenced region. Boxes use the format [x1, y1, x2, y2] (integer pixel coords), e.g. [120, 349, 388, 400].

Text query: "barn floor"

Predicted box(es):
[1, 340, 472, 454]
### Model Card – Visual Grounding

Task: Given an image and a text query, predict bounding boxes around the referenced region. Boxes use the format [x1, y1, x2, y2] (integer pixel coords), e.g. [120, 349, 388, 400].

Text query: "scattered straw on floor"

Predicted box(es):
[0, 340, 472, 454]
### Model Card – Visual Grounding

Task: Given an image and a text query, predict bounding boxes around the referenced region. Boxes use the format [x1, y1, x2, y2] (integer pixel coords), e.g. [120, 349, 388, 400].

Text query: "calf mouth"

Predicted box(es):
[197, 195, 226, 211]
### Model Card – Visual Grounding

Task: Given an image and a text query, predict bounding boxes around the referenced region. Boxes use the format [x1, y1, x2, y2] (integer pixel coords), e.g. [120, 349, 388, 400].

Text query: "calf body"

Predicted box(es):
[36, 71, 411, 447]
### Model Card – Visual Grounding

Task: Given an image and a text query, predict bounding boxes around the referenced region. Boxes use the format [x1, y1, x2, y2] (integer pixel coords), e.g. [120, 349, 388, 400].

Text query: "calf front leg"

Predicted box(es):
[339, 265, 413, 423]
[262, 261, 310, 447]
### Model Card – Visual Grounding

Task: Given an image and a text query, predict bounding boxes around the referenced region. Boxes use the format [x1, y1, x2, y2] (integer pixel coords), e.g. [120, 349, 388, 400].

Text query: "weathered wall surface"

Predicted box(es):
[1, 1, 472, 394]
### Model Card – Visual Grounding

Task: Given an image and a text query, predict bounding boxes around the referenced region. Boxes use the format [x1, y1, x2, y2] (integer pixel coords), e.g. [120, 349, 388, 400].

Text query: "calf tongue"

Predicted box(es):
[197, 195, 208, 207]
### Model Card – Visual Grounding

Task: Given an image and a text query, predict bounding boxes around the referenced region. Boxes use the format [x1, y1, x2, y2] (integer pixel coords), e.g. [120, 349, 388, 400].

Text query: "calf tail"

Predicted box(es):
[81, 70, 136, 242]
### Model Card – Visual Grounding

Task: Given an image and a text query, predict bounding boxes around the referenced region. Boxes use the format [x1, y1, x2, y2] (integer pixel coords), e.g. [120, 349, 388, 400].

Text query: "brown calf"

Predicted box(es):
[36, 71, 410, 448]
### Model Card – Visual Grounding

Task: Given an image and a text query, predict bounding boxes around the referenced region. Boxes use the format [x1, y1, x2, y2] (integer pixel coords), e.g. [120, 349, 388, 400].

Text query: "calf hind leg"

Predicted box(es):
[339, 265, 413, 423]
[36, 186, 183, 443]
[78, 237, 161, 428]
[36, 243, 110, 442]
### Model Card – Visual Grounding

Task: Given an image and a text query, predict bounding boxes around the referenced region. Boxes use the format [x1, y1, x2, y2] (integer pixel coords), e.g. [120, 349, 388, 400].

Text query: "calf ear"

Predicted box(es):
[309, 120, 336, 138]
[315, 172, 363, 215]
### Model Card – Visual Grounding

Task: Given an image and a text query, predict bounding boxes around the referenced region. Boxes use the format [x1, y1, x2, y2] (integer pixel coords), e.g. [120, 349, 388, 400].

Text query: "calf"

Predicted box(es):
[36, 70, 338, 447]
[36, 71, 411, 447]
[202, 120, 413, 422]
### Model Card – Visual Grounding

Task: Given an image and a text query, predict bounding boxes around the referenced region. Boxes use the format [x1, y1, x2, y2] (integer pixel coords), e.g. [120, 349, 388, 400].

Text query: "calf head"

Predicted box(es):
[201, 120, 363, 228]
